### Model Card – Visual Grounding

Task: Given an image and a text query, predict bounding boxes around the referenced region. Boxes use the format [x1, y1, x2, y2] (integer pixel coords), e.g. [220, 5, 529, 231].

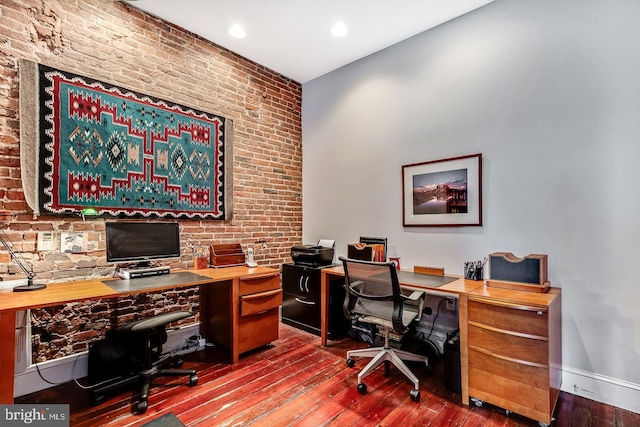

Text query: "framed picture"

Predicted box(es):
[402, 153, 482, 227]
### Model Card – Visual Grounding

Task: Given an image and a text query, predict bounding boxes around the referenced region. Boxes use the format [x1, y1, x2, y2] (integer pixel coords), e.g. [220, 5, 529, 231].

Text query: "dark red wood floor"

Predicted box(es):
[16, 324, 639, 426]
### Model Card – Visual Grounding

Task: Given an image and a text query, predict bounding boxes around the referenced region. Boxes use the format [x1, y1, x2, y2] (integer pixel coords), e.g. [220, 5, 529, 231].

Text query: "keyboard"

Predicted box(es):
[103, 271, 211, 293]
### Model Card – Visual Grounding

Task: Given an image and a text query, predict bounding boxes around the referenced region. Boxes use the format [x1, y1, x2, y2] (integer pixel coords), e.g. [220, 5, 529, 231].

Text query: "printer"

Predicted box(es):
[290, 239, 335, 267]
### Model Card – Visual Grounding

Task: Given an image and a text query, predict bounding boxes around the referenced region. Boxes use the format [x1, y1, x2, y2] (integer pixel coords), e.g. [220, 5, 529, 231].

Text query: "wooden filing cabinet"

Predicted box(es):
[237, 274, 282, 354]
[201, 271, 282, 362]
[468, 286, 561, 426]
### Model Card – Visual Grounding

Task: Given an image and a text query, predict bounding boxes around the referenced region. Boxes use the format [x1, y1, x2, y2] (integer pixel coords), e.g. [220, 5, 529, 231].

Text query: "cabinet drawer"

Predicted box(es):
[469, 324, 548, 365]
[239, 274, 280, 296]
[240, 289, 282, 316]
[469, 299, 548, 337]
[282, 292, 320, 328]
[238, 310, 279, 354]
[469, 348, 551, 422]
[469, 347, 549, 386]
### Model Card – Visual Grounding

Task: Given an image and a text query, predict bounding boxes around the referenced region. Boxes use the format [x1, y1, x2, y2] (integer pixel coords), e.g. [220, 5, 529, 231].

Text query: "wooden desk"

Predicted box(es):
[320, 266, 484, 405]
[0, 266, 280, 403]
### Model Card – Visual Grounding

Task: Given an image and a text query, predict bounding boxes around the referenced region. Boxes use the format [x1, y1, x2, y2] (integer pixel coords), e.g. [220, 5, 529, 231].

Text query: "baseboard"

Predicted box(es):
[13, 324, 201, 398]
[562, 366, 640, 414]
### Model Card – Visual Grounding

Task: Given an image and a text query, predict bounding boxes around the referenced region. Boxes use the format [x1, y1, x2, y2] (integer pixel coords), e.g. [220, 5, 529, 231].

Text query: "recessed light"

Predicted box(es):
[228, 24, 246, 39]
[330, 22, 348, 37]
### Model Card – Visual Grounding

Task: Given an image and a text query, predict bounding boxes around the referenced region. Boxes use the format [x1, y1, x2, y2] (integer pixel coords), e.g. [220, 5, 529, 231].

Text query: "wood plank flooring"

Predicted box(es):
[16, 324, 639, 427]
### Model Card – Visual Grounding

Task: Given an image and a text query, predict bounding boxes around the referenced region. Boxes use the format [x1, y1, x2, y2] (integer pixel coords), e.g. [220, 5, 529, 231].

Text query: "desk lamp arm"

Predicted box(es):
[0, 231, 37, 288]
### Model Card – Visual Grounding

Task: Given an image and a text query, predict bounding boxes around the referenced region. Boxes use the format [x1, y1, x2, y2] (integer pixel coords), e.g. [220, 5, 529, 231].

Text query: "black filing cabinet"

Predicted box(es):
[281, 263, 349, 339]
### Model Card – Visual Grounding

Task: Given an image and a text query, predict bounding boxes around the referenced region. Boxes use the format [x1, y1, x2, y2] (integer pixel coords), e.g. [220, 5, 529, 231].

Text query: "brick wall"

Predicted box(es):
[0, 0, 302, 362]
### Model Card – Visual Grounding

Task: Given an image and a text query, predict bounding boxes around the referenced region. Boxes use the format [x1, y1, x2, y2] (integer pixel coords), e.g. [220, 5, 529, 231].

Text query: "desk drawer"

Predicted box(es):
[469, 299, 548, 337]
[469, 324, 548, 365]
[240, 289, 282, 316]
[239, 274, 280, 296]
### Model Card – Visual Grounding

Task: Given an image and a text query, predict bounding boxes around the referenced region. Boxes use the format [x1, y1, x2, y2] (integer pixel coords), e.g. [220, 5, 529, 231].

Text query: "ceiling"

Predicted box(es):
[125, 0, 494, 84]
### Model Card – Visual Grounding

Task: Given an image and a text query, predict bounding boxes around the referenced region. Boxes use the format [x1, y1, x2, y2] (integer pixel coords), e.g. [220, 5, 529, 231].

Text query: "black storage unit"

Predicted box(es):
[281, 263, 349, 340]
[444, 332, 462, 394]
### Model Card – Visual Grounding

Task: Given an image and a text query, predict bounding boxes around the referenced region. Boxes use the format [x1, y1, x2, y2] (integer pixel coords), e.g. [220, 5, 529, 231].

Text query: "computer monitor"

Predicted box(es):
[105, 222, 181, 267]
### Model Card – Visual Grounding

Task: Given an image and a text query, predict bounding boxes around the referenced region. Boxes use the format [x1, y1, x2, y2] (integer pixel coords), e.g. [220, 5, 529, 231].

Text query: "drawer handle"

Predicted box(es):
[295, 298, 316, 306]
[471, 298, 549, 313]
[469, 345, 549, 368]
[240, 272, 278, 280]
[469, 321, 548, 341]
[241, 289, 281, 301]
[537, 311, 543, 316]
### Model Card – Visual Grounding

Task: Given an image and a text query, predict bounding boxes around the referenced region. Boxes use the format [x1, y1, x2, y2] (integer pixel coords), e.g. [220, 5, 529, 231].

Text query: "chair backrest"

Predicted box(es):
[340, 256, 408, 334]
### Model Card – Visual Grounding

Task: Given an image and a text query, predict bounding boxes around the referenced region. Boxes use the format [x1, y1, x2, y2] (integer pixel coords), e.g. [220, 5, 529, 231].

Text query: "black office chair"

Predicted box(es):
[89, 310, 198, 414]
[340, 256, 428, 402]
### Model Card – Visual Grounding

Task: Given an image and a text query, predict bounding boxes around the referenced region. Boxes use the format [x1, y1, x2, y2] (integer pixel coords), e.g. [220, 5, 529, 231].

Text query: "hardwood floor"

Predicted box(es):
[17, 324, 639, 427]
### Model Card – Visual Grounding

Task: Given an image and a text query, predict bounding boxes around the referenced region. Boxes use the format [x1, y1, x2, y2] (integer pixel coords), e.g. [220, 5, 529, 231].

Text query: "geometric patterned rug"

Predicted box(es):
[19, 60, 231, 219]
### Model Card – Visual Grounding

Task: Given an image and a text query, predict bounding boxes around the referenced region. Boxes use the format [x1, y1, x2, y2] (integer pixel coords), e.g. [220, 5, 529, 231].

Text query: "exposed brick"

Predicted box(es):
[1, 0, 302, 362]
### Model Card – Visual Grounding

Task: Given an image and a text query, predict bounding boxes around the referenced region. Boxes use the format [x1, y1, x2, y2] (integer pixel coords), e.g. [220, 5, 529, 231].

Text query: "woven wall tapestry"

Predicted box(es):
[19, 60, 232, 219]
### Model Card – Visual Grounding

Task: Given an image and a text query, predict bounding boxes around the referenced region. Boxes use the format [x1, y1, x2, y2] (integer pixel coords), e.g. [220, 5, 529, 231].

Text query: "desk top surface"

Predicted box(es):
[321, 266, 484, 295]
[103, 271, 213, 293]
[0, 265, 279, 312]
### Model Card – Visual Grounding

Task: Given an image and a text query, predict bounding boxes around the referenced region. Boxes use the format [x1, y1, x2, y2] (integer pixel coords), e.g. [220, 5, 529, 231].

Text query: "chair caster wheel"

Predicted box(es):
[346, 358, 355, 368]
[189, 374, 198, 386]
[136, 400, 148, 414]
[174, 358, 184, 368]
[410, 389, 420, 402]
[357, 383, 367, 394]
[471, 397, 483, 407]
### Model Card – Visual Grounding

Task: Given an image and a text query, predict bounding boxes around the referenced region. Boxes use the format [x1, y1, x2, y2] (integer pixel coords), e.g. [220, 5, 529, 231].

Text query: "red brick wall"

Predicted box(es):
[0, 0, 301, 361]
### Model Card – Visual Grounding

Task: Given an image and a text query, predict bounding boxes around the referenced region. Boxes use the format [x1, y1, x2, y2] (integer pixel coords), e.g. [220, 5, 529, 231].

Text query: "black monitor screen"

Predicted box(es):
[105, 222, 181, 264]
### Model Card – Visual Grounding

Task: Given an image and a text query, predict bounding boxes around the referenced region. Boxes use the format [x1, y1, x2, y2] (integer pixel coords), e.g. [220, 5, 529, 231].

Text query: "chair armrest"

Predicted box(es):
[402, 291, 425, 321]
[403, 291, 424, 301]
[128, 310, 192, 333]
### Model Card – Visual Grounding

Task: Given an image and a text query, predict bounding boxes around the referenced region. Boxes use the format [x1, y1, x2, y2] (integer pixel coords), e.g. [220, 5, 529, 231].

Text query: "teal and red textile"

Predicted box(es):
[37, 64, 228, 219]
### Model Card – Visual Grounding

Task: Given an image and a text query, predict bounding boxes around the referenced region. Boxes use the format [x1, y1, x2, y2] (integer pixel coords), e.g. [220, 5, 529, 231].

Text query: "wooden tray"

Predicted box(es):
[210, 243, 245, 267]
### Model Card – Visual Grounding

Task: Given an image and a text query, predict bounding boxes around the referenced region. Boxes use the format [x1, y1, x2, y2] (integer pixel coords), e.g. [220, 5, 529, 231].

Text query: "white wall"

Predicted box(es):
[302, 0, 640, 413]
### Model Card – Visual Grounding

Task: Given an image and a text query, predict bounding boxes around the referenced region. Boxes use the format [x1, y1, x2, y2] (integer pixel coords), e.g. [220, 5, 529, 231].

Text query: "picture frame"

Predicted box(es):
[60, 232, 89, 253]
[402, 153, 482, 227]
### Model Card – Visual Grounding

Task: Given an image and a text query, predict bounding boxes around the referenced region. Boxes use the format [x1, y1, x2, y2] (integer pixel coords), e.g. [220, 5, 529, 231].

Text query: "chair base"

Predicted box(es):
[347, 346, 427, 391]
[91, 355, 198, 414]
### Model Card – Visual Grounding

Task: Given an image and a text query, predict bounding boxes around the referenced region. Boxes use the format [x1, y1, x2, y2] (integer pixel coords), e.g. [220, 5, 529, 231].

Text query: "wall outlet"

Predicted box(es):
[177, 335, 206, 355]
[445, 297, 456, 311]
[37, 232, 55, 251]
